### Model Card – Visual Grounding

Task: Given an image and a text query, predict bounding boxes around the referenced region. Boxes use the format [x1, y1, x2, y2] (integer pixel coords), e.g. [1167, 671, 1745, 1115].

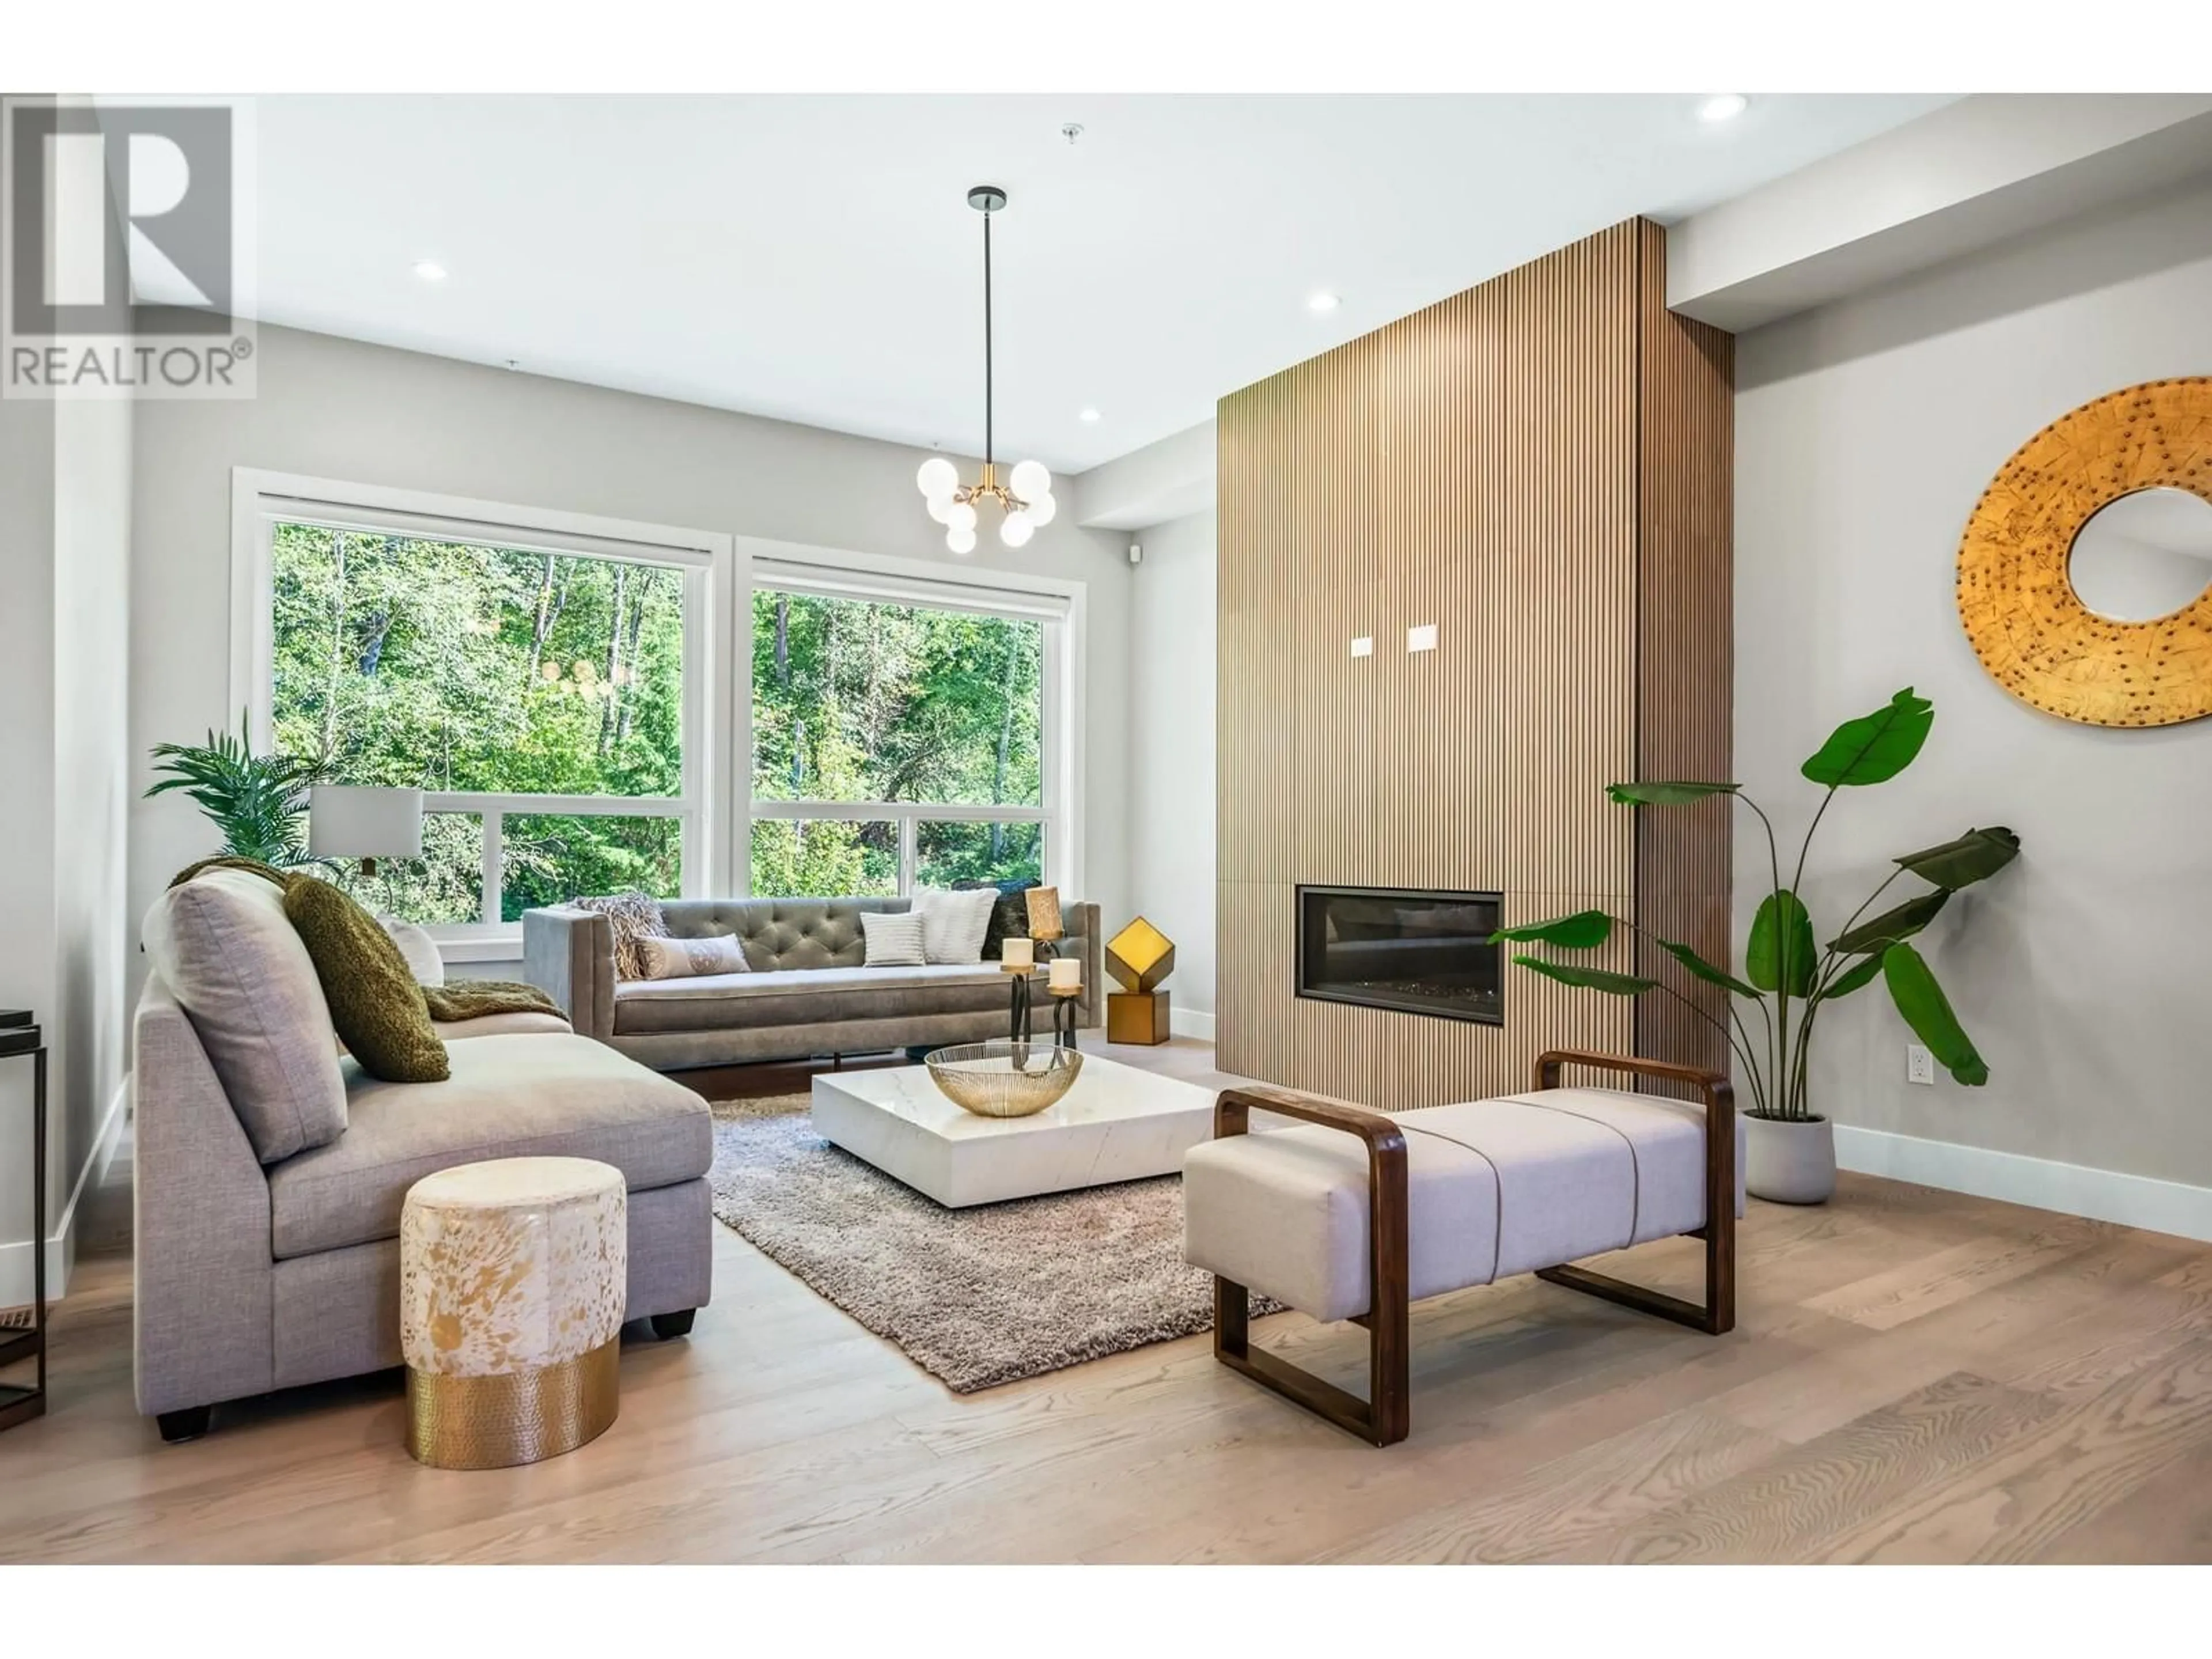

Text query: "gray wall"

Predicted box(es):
[1127, 510, 1217, 1026]
[0, 396, 59, 1294]
[1736, 176, 2212, 1188]
[130, 324, 1135, 990]
[0, 392, 132, 1300]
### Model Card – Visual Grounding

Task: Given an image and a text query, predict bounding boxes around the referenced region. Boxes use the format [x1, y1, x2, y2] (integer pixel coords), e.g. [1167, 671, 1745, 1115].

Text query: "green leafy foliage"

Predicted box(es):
[1605, 781, 1740, 806]
[1506, 686, 2020, 1125]
[1800, 688, 1934, 787]
[1881, 942, 1988, 1085]
[748, 589, 1043, 895]
[1747, 890, 1817, 997]
[1830, 889, 1949, 955]
[253, 524, 1047, 919]
[1490, 910, 1612, 949]
[146, 714, 329, 866]
[1896, 826, 2021, 889]
[1510, 956, 1658, 996]
[1819, 955, 1884, 1002]
[1655, 937, 1759, 998]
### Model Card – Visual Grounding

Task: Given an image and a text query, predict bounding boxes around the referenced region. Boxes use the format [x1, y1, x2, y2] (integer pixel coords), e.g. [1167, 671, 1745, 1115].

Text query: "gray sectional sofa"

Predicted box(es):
[524, 895, 1100, 1071]
[134, 869, 714, 1442]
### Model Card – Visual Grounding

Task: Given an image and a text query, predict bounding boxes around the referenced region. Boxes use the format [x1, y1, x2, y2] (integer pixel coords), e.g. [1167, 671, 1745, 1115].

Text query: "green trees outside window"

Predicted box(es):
[268, 521, 690, 922]
[749, 589, 1046, 897]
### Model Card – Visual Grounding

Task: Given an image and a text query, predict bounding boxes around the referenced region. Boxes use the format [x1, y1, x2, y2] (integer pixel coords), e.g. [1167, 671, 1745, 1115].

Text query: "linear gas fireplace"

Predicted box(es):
[1296, 885, 1504, 1025]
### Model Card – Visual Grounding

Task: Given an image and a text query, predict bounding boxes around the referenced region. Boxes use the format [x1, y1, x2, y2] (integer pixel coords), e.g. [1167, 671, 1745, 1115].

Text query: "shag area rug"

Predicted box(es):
[706, 1093, 1278, 1392]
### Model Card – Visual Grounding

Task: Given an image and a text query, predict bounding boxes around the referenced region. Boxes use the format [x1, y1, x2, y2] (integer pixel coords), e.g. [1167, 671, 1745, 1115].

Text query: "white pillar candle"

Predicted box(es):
[1002, 938, 1035, 969]
[1048, 957, 1081, 993]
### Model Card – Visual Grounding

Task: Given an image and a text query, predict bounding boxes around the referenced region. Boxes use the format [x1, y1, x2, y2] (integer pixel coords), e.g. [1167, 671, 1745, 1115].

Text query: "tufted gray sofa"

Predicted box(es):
[523, 895, 1101, 1072]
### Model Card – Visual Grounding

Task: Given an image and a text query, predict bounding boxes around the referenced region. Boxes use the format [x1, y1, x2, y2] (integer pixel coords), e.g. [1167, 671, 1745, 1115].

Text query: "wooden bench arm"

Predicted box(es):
[1214, 1087, 1407, 1159]
[1531, 1049, 1737, 1338]
[1533, 1047, 1733, 1113]
[1209, 1087, 1411, 1446]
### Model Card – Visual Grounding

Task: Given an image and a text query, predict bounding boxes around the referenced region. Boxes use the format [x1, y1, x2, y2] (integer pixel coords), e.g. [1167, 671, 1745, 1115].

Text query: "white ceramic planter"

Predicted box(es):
[1744, 1113, 1837, 1205]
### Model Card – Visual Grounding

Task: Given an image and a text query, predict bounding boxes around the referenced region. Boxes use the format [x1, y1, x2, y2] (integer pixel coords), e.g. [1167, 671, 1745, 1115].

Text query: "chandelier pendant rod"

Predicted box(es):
[917, 183, 1051, 552]
[982, 202, 994, 476]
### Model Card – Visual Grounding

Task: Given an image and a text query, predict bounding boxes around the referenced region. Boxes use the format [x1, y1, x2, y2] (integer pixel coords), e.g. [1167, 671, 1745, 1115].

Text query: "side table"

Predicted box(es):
[1, 1010, 47, 1435]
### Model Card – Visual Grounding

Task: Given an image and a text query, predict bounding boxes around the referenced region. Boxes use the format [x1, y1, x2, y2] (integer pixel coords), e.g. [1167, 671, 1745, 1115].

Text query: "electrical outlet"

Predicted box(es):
[1350, 635, 1373, 658]
[1407, 623, 1438, 653]
[1906, 1044, 1936, 1086]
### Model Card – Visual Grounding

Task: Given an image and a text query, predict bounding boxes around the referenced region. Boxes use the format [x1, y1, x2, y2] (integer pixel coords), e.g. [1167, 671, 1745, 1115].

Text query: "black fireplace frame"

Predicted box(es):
[1294, 884, 1505, 1027]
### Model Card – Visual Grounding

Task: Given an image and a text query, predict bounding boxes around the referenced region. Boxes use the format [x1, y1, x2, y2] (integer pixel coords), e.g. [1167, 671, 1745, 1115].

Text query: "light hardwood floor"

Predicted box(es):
[6, 1037, 2212, 1564]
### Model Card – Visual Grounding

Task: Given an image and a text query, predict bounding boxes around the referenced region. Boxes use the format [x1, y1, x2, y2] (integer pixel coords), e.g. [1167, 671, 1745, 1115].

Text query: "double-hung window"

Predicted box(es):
[744, 554, 1074, 899]
[236, 472, 728, 953]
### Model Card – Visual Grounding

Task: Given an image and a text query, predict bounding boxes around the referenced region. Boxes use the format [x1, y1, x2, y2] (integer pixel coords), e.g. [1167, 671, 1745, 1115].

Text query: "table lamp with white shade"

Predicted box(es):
[309, 786, 424, 878]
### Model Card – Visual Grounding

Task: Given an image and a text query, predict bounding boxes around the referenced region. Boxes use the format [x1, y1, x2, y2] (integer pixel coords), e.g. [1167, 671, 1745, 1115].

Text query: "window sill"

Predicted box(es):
[434, 933, 525, 964]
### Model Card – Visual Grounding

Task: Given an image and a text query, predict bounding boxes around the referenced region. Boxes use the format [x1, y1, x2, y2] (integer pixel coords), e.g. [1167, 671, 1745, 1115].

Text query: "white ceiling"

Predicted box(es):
[251, 94, 1950, 474]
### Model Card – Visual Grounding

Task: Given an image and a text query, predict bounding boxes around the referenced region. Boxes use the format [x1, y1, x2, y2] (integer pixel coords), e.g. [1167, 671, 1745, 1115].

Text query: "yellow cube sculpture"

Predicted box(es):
[1105, 916, 1176, 1045]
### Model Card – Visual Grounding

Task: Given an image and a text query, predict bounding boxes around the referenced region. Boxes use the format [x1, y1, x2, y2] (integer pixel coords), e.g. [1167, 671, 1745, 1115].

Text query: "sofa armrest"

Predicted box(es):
[133, 976, 275, 1416]
[524, 905, 616, 1041]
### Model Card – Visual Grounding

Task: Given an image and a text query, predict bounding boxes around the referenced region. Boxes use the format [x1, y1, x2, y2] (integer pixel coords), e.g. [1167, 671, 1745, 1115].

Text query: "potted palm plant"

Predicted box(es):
[146, 713, 330, 866]
[1494, 688, 2018, 1204]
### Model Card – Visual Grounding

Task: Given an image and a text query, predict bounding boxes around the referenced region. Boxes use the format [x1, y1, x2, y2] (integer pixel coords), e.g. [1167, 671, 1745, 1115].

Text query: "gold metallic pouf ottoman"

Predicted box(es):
[400, 1156, 627, 1469]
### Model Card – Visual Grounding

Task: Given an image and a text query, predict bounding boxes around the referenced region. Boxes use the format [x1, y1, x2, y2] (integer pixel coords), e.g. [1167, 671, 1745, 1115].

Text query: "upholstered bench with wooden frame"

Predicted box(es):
[1183, 1050, 1739, 1446]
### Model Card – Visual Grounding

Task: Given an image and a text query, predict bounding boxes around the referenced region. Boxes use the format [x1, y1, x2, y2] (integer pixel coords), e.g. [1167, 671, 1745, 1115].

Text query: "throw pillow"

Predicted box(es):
[957, 877, 1039, 960]
[571, 891, 669, 980]
[380, 915, 446, 987]
[913, 886, 998, 964]
[283, 875, 450, 1083]
[859, 909, 927, 967]
[635, 933, 749, 980]
[142, 866, 350, 1164]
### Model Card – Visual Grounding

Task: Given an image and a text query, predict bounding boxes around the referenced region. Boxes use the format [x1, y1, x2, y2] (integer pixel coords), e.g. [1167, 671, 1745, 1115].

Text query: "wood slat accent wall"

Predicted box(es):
[1216, 218, 1732, 1106]
[1633, 218, 1736, 1085]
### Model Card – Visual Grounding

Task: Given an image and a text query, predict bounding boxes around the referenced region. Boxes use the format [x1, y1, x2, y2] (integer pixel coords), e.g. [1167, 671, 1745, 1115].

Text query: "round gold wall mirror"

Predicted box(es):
[1957, 378, 2212, 727]
[2067, 487, 2212, 623]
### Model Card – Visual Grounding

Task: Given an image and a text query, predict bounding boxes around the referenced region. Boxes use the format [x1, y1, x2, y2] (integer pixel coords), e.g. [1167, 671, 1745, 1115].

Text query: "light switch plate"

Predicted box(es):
[1906, 1044, 1936, 1086]
[1407, 623, 1438, 653]
[1351, 635, 1373, 658]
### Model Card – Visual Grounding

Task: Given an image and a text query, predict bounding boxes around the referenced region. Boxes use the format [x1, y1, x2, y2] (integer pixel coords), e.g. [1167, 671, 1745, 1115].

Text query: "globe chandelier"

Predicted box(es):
[915, 184, 1056, 552]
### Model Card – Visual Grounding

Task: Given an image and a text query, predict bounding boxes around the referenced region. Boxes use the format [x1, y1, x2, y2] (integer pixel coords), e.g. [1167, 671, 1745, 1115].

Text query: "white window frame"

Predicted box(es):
[231, 468, 734, 959]
[736, 536, 1085, 903]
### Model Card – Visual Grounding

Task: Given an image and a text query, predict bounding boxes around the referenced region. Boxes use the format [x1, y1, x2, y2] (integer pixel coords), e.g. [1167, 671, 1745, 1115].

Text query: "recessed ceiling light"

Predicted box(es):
[1697, 93, 1748, 124]
[412, 260, 448, 282]
[1079, 407, 1101, 423]
[1308, 291, 1340, 314]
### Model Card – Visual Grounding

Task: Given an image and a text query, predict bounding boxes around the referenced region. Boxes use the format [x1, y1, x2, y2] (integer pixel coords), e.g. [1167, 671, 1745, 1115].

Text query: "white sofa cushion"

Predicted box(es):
[860, 909, 927, 966]
[1183, 1088, 1748, 1324]
[142, 868, 350, 1164]
[379, 915, 445, 986]
[913, 885, 998, 964]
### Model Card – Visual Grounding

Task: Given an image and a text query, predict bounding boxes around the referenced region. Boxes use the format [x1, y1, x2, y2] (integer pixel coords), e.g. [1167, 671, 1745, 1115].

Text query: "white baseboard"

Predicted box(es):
[1835, 1122, 2212, 1244]
[0, 1072, 130, 1308]
[1171, 1007, 1215, 1041]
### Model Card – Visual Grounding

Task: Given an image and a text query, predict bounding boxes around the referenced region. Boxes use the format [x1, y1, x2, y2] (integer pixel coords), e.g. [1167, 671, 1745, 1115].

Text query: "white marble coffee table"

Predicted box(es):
[810, 1054, 1219, 1207]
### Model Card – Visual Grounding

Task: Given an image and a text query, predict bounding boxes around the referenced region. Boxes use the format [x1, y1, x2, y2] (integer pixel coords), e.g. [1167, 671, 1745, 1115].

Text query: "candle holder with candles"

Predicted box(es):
[1046, 953, 1084, 1050]
[999, 935, 1037, 1046]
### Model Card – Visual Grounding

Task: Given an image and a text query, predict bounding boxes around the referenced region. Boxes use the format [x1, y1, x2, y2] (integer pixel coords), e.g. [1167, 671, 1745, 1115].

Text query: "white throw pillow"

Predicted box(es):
[912, 886, 998, 964]
[635, 933, 749, 980]
[859, 909, 927, 967]
[378, 914, 446, 987]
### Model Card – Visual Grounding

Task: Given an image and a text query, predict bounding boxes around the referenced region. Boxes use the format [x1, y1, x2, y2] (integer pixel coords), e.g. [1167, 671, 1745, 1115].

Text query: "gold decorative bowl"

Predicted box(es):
[923, 1039, 1085, 1119]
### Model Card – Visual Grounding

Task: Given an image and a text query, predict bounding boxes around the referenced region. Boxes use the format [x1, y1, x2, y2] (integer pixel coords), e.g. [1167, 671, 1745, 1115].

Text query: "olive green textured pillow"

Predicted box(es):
[282, 876, 450, 1082]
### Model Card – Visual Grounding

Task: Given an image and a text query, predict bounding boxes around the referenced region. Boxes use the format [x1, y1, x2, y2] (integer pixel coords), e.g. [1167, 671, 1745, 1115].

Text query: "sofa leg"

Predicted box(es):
[650, 1309, 696, 1340]
[157, 1406, 213, 1444]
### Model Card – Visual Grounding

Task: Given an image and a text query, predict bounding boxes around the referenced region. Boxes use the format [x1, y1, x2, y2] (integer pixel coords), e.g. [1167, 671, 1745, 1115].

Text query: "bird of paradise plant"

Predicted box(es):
[1493, 689, 2018, 1122]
